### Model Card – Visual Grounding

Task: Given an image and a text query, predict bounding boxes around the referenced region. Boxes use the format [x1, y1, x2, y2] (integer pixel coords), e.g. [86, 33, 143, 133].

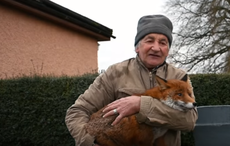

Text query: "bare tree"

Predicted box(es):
[165, 0, 230, 73]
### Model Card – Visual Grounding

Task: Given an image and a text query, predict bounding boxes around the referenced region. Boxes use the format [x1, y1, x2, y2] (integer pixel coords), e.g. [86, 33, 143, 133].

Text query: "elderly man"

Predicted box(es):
[65, 14, 198, 146]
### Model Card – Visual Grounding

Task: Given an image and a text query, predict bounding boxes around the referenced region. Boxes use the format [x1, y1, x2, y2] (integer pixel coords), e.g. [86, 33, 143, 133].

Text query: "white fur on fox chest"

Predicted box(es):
[161, 98, 194, 111]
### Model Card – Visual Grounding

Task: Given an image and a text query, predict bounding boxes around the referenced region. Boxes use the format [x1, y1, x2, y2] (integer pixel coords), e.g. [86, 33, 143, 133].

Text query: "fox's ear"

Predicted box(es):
[181, 74, 188, 82]
[155, 76, 167, 89]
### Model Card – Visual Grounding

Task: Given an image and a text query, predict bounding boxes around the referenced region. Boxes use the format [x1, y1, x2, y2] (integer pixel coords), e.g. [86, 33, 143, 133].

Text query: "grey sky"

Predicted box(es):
[51, 0, 167, 70]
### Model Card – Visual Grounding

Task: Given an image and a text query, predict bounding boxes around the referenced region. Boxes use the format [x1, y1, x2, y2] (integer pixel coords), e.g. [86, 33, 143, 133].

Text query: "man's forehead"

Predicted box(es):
[144, 33, 169, 41]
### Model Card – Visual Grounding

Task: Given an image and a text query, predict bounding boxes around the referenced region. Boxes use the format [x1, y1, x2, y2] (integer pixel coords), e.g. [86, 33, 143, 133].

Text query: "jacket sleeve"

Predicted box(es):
[65, 67, 115, 146]
[136, 96, 198, 131]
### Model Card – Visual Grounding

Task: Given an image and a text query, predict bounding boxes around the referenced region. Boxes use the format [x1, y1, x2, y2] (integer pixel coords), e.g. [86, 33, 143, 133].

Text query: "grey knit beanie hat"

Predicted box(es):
[134, 14, 173, 47]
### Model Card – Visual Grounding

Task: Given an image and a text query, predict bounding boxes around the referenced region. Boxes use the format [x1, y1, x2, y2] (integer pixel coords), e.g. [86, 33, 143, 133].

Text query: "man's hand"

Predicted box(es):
[102, 95, 141, 125]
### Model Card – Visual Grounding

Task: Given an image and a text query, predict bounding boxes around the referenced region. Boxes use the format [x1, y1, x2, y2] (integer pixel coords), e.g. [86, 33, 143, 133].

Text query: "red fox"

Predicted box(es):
[85, 74, 197, 146]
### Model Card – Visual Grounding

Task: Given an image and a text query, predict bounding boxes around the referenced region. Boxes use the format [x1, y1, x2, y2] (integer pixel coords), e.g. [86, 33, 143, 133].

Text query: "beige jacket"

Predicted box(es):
[65, 56, 198, 146]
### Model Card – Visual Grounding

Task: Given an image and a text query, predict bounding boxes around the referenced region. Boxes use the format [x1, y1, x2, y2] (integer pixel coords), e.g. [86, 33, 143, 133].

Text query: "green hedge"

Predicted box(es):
[0, 73, 230, 146]
[0, 74, 98, 146]
[191, 74, 230, 105]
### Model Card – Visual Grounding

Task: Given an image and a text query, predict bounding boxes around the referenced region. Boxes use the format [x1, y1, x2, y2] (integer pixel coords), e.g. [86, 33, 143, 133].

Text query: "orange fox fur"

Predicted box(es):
[85, 74, 197, 146]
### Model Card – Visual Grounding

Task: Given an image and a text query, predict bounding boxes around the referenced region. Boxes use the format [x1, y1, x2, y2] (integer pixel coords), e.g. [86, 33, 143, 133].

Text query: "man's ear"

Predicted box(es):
[155, 76, 167, 90]
[181, 74, 188, 82]
[135, 47, 139, 53]
[135, 41, 141, 53]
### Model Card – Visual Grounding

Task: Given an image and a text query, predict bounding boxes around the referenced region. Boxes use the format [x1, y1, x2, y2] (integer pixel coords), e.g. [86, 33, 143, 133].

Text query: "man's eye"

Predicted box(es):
[146, 39, 153, 42]
[160, 42, 167, 45]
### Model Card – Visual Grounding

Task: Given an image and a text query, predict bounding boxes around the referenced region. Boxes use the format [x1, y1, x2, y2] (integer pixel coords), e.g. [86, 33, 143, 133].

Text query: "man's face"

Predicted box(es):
[135, 33, 169, 69]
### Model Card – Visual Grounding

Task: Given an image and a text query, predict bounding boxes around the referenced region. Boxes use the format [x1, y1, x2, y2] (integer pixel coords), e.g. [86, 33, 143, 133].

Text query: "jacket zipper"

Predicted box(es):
[150, 67, 158, 88]
[149, 71, 152, 88]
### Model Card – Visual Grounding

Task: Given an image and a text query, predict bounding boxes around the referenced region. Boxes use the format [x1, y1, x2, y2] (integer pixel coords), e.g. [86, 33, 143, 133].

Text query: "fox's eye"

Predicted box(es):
[178, 93, 182, 96]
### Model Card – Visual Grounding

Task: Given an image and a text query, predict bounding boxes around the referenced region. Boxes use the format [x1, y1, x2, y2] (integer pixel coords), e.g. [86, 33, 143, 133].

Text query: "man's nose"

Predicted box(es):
[150, 42, 160, 51]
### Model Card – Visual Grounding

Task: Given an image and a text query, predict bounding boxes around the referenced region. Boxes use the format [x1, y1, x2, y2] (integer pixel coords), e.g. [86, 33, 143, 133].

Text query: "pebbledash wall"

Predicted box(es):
[0, 0, 113, 79]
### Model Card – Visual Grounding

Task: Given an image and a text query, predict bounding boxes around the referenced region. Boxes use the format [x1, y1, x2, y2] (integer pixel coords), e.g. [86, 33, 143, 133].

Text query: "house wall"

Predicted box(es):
[0, 3, 98, 79]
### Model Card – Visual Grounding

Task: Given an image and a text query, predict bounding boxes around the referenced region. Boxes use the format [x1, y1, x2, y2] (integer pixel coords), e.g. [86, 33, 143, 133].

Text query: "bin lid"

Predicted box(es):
[196, 105, 230, 126]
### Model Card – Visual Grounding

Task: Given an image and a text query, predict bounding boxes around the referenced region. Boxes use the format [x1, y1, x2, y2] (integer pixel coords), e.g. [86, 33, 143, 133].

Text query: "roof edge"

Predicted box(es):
[4, 0, 116, 40]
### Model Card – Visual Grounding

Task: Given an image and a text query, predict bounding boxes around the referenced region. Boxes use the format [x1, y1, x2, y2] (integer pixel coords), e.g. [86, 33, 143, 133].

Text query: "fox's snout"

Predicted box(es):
[181, 101, 197, 110]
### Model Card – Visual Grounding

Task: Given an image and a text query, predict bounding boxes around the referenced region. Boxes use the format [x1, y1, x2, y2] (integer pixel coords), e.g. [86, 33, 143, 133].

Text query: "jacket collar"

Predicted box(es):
[135, 55, 166, 73]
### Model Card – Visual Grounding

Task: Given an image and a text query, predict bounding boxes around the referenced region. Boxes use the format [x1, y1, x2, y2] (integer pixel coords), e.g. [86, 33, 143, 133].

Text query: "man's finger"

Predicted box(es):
[103, 108, 119, 118]
[111, 114, 123, 126]
[102, 106, 112, 113]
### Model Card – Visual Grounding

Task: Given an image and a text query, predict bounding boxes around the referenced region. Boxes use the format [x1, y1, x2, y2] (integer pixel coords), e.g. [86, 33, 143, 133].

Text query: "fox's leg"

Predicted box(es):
[154, 135, 167, 146]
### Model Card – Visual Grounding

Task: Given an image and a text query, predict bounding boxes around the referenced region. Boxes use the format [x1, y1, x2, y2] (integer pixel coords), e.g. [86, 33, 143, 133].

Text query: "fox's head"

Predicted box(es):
[156, 74, 197, 111]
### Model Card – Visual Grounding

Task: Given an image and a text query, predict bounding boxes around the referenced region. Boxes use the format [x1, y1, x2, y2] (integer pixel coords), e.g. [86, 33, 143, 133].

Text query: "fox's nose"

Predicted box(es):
[193, 102, 197, 107]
